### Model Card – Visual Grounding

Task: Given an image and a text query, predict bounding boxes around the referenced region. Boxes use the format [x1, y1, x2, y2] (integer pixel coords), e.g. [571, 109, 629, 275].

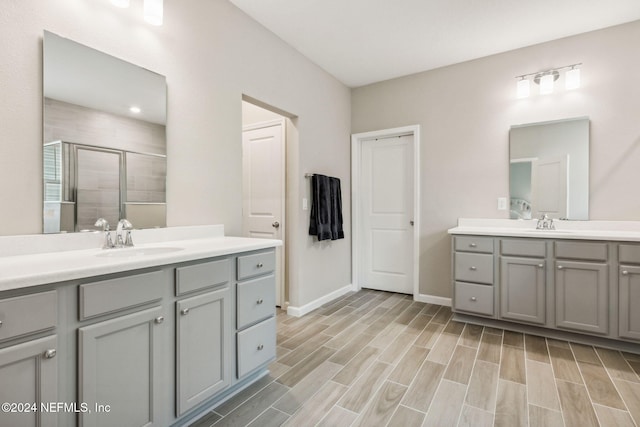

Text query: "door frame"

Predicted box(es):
[351, 125, 421, 298]
[242, 118, 286, 307]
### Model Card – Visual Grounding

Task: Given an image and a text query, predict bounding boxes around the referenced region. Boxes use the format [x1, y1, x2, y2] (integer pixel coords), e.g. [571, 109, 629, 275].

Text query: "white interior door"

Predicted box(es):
[359, 135, 414, 294]
[531, 156, 568, 218]
[242, 121, 285, 306]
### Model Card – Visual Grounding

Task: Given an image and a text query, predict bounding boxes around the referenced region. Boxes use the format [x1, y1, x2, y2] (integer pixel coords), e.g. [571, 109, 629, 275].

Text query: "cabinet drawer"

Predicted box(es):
[619, 245, 640, 264]
[237, 317, 276, 378]
[0, 291, 57, 341]
[176, 258, 230, 296]
[501, 239, 546, 258]
[237, 275, 276, 330]
[454, 236, 494, 254]
[555, 241, 607, 262]
[79, 270, 163, 320]
[454, 253, 494, 285]
[454, 282, 494, 316]
[237, 250, 275, 281]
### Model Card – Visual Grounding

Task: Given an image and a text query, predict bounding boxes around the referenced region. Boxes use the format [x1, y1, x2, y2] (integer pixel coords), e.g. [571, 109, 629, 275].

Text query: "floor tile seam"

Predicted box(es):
[598, 347, 640, 384]
[570, 341, 627, 414]
[608, 376, 640, 424]
[457, 335, 484, 412]
[337, 360, 393, 411]
[592, 402, 638, 427]
[213, 375, 285, 419]
[337, 369, 395, 417]
[523, 351, 562, 414]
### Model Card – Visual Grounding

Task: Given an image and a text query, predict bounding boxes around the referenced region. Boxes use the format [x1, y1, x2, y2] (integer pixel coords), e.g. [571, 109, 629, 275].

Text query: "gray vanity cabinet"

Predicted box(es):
[618, 245, 640, 341]
[499, 239, 547, 325]
[175, 272, 232, 415]
[0, 335, 58, 427]
[77, 271, 167, 427]
[78, 306, 165, 427]
[0, 290, 58, 427]
[235, 250, 277, 379]
[452, 236, 495, 317]
[555, 242, 609, 335]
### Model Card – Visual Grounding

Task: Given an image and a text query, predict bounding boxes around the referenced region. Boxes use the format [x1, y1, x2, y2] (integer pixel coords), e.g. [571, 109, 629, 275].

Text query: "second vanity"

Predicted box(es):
[449, 219, 640, 349]
[0, 225, 280, 427]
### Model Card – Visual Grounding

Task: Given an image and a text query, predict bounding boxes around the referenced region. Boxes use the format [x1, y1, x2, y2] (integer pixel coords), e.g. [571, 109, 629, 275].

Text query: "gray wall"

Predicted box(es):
[352, 20, 640, 298]
[0, 0, 352, 309]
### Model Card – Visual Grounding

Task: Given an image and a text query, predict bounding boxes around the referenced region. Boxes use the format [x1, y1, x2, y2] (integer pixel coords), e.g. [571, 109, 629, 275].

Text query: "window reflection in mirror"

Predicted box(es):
[42, 31, 167, 233]
[509, 117, 589, 220]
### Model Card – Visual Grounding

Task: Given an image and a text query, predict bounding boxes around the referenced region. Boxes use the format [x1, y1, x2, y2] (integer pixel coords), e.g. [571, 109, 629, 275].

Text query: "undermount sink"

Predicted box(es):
[96, 247, 184, 258]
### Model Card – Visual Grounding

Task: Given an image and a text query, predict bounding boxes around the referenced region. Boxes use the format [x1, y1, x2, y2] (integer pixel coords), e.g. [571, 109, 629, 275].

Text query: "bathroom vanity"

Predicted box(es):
[449, 219, 640, 350]
[0, 225, 280, 427]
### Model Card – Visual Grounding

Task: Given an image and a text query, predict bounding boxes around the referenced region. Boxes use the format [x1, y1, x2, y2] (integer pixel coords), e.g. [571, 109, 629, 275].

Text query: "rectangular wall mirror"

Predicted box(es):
[509, 117, 589, 220]
[43, 31, 167, 233]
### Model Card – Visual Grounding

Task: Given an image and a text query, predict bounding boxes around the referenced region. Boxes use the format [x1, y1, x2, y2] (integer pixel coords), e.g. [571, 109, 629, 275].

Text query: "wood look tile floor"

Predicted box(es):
[189, 290, 640, 427]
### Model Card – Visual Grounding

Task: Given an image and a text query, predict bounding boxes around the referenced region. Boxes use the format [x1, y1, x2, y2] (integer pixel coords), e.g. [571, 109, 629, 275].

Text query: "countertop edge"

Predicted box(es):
[448, 226, 640, 242]
[0, 237, 281, 293]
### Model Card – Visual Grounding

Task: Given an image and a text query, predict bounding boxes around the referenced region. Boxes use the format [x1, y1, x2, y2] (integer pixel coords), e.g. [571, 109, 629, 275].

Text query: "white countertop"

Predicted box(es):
[448, 218, 640, 242]
[0, 226, 281, 292]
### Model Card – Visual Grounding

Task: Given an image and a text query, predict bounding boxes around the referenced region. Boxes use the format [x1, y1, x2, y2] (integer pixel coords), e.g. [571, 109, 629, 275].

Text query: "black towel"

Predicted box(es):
[309, 174, 344, 241]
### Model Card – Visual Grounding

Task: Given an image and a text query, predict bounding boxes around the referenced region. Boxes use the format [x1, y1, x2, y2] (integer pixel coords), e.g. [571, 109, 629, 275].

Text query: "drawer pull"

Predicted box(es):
[538, 264, 544, 268]
[557, 265, 564, 270]
[44, 349, 57, 359]
[256, 299, 264, 305]
[181, 308, 190, 316]
[469, 243, 477, 248]
[257, 344, 264, 351]
[622, 270, 629, 275]
[257, 263, 264, 268]
[0, 320, 2, 328]
[470, 297, 477, 302]
[154, 316, 164, 324]
[470, 266, 477, 271]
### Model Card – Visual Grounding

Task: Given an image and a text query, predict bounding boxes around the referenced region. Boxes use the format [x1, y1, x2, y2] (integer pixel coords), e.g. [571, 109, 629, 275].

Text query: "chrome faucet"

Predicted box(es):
[116, 219, 134, 247]
[94, 218, 115, 249]
[536, 214, 555, 230]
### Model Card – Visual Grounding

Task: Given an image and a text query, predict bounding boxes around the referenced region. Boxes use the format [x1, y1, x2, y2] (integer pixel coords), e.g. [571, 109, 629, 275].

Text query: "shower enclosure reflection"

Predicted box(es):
[43, 31, 167, 233]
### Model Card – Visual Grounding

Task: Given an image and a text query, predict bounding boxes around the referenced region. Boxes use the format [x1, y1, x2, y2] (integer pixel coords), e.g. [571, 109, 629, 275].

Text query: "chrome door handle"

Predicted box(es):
[272, 221, 280, 228]
[44, 349, 57, 359]
[410, 220, 414, 226]
[181, 308, 190, 315]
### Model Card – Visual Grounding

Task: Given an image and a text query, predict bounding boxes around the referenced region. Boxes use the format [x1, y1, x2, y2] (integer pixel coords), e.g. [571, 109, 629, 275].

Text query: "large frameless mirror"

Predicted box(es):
[43, 31, 167, 233]
[509, 117, 589, 220]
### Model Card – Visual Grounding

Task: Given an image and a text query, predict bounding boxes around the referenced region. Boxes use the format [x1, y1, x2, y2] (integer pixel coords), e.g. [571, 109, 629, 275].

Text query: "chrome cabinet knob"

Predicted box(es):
[538, 264, 544, 268]
[257, 262, 264, 268]
[470, 266, 477, 271]
[256, 299, 264, 305]
[272, 221, 280, 229]
[470, 297, 477, 302]
[469, 243, 477, 248]
[557, 266, 564, 270]
[44, 349, 56, 359]
[181, 308, 190, 315]
[155, 316, 164, 324]
[622, 270, 629, 275]
[0, 320, 3, 328]
[257, 344, 264, 351]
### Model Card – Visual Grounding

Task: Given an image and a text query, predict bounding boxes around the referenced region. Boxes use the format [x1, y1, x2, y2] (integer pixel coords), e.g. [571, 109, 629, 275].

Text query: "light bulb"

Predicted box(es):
[144, 0, 163, 26]
[517, 78, 530, 99]
[565, 68, 581, 90]
[110, 0, 130, 8]
[539, 73, 554, 95]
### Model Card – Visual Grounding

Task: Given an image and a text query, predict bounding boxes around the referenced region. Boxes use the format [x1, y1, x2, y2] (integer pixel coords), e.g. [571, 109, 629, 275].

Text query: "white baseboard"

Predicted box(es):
[414, 293, 452, 307]
[287, 284, 357, 317]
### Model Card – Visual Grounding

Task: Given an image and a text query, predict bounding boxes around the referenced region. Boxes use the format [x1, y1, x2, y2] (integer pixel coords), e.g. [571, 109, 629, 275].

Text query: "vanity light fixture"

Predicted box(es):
[515, 63, 582, 98]
[144, 0, 163, 26]
[109, 0, 162, 26]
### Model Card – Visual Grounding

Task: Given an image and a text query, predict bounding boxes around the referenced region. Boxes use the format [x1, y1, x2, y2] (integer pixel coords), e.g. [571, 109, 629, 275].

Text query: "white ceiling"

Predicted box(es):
[229, 0, 640, 87]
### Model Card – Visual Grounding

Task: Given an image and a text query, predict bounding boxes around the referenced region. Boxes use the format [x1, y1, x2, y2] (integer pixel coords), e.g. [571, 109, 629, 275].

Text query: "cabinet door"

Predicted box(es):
[79, 307, 164, 427]
[619, 265, 640, 340]
[555, 261, 608, 335]
[176, 287, 231, 416]
[500, 257, 546, 324]
[0, 335, 57, 427]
